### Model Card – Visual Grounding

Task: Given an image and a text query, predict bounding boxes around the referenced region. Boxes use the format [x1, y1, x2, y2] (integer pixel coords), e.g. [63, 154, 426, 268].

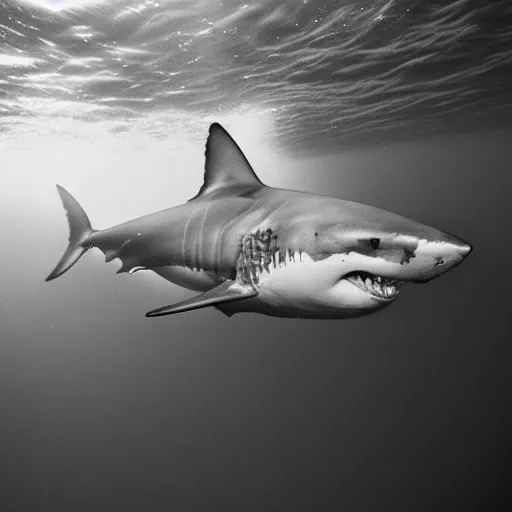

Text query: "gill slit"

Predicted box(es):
[181, 208, 196, 267]
[195, 204, 210, 272]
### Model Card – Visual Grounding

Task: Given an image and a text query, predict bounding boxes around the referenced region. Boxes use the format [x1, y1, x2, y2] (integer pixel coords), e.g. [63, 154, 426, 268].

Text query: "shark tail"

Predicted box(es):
[46, 185, 96, 282]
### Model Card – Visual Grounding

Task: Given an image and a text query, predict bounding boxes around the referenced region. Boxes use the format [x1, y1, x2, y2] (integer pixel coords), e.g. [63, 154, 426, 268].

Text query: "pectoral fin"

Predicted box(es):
[145, 280, 257, 317]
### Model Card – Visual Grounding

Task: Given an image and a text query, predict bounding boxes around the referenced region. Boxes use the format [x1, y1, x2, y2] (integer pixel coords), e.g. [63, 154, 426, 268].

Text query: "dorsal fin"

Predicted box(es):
[189, 123, 264, 201]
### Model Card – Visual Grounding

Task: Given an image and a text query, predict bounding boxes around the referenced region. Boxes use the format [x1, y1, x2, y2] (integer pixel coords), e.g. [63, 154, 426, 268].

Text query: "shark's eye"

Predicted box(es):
[368, 238, 380, 249]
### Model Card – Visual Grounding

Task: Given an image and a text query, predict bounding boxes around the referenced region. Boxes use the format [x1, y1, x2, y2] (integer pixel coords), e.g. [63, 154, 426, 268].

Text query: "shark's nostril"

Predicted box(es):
[434, 256, 445, 267]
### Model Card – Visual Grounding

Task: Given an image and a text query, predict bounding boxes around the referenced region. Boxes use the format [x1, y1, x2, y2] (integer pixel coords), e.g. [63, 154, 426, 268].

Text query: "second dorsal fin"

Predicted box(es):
[189, 123, 264, 201]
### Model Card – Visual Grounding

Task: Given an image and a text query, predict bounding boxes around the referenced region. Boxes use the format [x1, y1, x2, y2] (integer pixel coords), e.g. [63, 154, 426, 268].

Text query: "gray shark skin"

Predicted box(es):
[46, 123, 472, 319]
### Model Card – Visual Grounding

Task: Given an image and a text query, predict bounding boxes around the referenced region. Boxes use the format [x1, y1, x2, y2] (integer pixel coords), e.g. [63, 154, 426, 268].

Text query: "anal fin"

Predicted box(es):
[145, 280, 257, 318]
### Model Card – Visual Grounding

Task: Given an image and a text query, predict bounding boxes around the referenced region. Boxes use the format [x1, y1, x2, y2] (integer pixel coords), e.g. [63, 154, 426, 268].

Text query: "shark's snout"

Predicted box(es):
[457, 240, 473, 258]
[403, 233, 472, 283]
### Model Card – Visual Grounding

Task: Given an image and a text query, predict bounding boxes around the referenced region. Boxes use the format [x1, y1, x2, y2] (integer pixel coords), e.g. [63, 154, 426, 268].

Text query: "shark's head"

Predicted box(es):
[290, 199, 473, 318]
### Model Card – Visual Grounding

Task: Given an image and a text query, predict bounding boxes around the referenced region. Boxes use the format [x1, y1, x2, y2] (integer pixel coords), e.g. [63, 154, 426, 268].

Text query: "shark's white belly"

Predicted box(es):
[240, 250, 391, 318]
[153, 250, 392, 318]
[255, 251, 346, 310]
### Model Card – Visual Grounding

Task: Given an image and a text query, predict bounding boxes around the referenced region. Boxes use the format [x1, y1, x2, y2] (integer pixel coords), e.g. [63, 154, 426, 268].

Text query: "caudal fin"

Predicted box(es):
[46, 185, 95, 282]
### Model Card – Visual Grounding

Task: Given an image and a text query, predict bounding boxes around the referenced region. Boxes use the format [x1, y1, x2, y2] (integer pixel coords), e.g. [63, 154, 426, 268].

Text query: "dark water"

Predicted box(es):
[1, 1, 511, 511]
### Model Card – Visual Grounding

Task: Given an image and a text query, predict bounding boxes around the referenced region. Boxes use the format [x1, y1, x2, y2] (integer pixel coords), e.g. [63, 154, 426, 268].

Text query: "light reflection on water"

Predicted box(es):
[1, 0, 512, 150]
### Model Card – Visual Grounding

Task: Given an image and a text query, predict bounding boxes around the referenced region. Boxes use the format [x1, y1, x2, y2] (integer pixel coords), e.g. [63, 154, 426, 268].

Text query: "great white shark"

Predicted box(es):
[46, 123, 472, 319]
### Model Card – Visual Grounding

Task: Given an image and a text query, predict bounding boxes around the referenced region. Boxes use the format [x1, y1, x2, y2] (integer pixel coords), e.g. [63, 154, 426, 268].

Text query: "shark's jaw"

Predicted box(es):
[233, 250, 404, 318]
[343, 271, 402, 302]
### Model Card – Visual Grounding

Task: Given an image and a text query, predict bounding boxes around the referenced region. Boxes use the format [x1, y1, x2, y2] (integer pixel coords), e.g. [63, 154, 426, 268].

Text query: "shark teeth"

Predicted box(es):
[344, 271, 401, 300]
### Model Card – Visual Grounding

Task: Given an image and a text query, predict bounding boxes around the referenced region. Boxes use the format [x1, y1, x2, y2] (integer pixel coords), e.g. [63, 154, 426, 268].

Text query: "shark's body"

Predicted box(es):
[47, 123, 472, 319]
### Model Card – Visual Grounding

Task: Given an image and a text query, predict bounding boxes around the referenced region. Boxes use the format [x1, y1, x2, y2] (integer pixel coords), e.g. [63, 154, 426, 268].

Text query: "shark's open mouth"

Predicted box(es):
[344, 271, 402, 301]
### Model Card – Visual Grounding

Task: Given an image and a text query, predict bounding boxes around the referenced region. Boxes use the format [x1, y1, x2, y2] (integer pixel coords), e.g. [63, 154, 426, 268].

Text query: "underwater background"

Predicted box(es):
[1, 0, 511, 510]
